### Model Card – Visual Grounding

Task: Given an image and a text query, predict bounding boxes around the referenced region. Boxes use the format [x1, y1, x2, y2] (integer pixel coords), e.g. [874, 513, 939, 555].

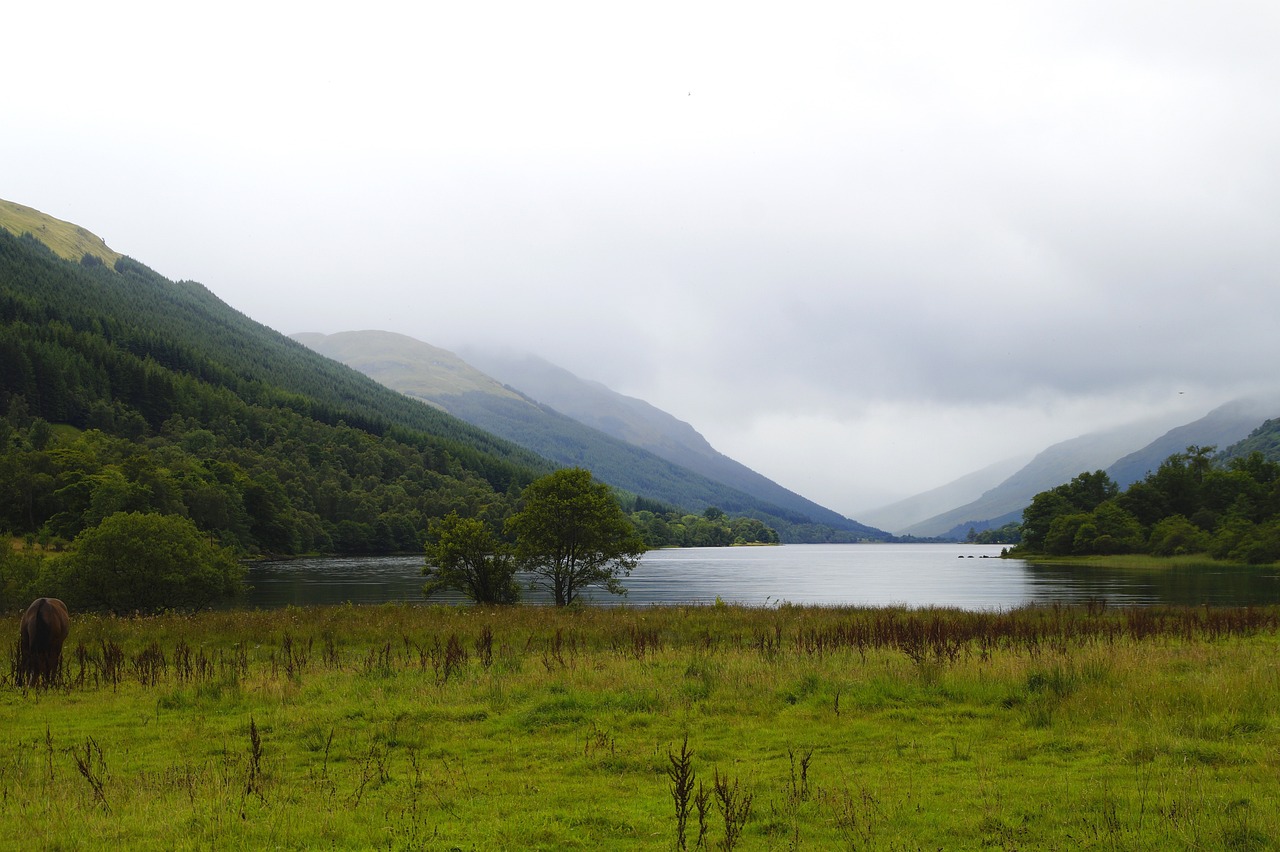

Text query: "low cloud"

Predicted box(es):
[6, 0, 1278, 514]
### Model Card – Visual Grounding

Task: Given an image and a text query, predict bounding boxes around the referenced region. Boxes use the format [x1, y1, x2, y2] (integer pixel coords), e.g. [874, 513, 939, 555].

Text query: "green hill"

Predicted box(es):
[1, 204, 557, 558]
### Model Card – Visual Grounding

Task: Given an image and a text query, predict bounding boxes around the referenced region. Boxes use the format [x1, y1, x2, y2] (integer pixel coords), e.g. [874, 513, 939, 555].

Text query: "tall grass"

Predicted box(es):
[3, 602, 1280, 849]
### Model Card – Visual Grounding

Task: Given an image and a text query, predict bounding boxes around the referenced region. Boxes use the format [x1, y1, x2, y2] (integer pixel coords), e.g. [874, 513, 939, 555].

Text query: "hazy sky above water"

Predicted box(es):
[6, 1, 1280, 516]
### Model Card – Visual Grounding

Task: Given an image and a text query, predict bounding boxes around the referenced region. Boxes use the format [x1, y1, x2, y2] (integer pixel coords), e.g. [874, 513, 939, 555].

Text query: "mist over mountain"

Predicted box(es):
[855, 454, 1031, 534]
[457, 346, 870, 529]
[456, 348, 716, 458]
[1106, 396, 1280, 488]
[1219, 419, 1280, 465]
[295, 332, 887, 542]
[897, 414, 1190, 538]
[892, 397, 1280, 539]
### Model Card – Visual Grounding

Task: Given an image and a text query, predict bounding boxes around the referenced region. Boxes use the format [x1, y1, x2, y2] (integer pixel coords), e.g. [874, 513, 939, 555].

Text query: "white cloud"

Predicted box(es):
[5, 0, 1279, 515]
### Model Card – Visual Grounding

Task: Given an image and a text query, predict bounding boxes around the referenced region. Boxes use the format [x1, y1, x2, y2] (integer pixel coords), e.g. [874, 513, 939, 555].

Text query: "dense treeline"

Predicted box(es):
[629, 505, 780, 548]
[0, 405, 513, 557]
[967, 521, 1021, 545]
[1013, 444, 1280, 563]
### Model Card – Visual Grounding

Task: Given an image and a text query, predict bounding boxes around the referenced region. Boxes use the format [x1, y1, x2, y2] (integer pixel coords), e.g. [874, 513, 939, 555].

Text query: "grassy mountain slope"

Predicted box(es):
[292, 331, 525, 405]
[455, 346, 876, 535]
[0, 199, 122, 267]
[296, 332, 889, 542]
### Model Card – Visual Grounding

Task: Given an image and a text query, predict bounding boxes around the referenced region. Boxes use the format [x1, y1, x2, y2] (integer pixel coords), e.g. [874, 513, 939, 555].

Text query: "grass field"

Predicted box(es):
[4, 602, 1280, 850]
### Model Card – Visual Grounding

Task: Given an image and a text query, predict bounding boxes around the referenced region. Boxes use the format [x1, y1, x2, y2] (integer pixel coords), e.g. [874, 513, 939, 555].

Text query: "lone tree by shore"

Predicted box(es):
[422, 511, 520, 604]
[506, 467, 646, 606]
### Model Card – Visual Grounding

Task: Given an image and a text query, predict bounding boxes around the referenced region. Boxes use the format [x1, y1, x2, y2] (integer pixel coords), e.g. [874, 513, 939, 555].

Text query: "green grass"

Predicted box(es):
[5, 603, 1280, 850]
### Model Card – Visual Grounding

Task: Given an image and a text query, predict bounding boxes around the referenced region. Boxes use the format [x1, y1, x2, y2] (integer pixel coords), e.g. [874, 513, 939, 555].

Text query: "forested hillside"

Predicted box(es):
[0, 224, 557, 568]
[1219, 419, 1280, 465]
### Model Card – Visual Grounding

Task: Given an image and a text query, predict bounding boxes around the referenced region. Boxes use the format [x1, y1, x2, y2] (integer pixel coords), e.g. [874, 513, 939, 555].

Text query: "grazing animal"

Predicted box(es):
[19, 597, 69, 688]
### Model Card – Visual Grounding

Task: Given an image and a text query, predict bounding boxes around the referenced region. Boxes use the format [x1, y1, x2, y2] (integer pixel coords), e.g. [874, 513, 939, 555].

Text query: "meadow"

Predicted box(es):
[4, 602, 1280, 850]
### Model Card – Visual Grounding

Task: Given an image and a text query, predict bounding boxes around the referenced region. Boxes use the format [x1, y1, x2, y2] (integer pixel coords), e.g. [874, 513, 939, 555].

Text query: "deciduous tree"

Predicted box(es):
[423, 511, 519, 604]
[506, 468, 645, 606]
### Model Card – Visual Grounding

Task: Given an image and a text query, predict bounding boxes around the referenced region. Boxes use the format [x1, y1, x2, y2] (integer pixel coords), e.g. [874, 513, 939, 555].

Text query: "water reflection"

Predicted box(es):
[1024, 561, 1280, 607]
[235, 544, 1280, 610]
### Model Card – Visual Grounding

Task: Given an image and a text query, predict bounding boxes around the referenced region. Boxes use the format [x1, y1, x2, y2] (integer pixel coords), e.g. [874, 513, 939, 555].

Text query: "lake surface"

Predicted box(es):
[238, 544, 1280, 610]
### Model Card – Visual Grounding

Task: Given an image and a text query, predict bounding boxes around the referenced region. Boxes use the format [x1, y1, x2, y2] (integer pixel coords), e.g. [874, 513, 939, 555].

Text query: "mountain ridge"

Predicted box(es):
[898, 416, 1181, 538]
[1106, 396, 1280, 488]
[295, 331, 887, 542]
[456, 346, 866, 530]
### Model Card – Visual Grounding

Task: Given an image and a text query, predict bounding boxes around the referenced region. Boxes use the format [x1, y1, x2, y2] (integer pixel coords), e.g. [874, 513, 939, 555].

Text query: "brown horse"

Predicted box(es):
[19, 597, 69, 688]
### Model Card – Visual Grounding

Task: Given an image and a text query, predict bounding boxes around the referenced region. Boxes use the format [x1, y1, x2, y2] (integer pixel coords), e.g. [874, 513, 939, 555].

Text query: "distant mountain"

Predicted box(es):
[291, 331, 523, 408]
[1106, 396, 1280, 487]
[899, 415, 1185, 538]
[457, 347, 866, 529]
[457, 348, 717, 457]
[296, 332, 888, 542]
[899, 397, 1280, 539]
[856, 453, 1032, 534]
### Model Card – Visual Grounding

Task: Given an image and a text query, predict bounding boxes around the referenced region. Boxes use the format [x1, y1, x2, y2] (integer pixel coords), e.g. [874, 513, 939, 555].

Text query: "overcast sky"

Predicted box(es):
[6, 1, 1280, 515]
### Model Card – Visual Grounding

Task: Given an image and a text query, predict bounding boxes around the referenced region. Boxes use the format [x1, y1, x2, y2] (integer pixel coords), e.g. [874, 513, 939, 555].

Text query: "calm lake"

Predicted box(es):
[239, 543, 1280, 610]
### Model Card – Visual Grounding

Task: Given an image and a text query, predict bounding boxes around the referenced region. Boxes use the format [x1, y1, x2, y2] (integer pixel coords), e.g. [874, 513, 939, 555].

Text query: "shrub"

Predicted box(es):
[1148, 515, 1211, 556]
[67, 511, 245, 612]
